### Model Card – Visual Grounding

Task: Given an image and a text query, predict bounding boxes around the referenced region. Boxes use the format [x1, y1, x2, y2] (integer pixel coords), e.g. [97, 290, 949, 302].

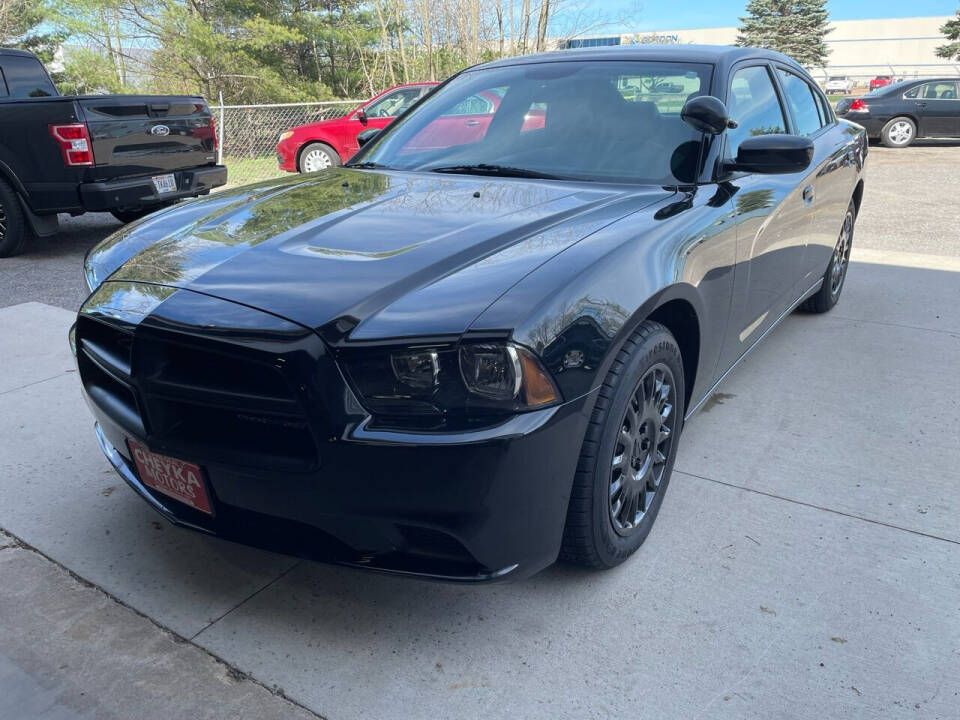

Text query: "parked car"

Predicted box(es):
[825, 76, 854, 94]
[276, 83, 438, 172]
[869, 75, 893, 91]
[77, 45, 866, 582]
[836, 78, 960, 147]
[0, 48, 226, 257]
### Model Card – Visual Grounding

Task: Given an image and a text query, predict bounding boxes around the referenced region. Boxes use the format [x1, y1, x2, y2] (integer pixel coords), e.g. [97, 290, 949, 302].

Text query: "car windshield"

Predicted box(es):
[828, 77, 846, 81]
[351, 60, 713, 184]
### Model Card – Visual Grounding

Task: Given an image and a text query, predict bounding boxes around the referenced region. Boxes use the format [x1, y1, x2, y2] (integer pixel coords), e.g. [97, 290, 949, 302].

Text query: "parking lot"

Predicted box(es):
[1, 142, 959, 719]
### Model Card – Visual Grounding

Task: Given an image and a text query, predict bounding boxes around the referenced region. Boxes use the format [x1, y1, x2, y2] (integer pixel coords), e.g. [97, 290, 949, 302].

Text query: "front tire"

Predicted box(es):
[0, 177, 27, 257]
[297, 142, 341, 173]
[801, 200, 855, 313]
[560, 321, 685, 569]
[881, 117, 916, 148]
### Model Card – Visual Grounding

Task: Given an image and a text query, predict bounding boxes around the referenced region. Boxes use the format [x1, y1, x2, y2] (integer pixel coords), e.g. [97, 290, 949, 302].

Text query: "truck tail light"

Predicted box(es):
[848, 99, 868, 113]
[49, 124, 95, 166]
[209, 114, 219, 154]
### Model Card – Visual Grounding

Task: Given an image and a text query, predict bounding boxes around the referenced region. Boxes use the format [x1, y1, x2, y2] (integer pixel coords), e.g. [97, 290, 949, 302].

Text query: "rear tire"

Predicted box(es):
[297, 142, 341, 173]
[560, 321, 685, 569]
[881, 117, 915, 148]
[801, 200, 856, 313]
[0, 177, 27, 258]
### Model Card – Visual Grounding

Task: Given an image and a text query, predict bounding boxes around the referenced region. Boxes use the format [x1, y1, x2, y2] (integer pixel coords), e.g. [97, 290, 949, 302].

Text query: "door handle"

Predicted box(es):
[917, 102, 927, 108]
[802, 185, 815, 204]
[464, 120, 481, 127]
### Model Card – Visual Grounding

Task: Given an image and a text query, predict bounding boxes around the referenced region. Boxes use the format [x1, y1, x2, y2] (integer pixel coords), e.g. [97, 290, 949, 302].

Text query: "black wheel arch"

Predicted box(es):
[586, 285, 703, 420]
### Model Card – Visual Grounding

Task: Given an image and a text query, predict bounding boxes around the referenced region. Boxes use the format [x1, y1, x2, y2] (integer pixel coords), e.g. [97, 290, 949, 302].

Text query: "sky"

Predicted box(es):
[570, 0, 957, 33]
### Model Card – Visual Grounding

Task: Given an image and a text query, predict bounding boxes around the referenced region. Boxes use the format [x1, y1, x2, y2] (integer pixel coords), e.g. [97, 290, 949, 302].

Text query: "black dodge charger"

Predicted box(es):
[75, 46, 866, 582]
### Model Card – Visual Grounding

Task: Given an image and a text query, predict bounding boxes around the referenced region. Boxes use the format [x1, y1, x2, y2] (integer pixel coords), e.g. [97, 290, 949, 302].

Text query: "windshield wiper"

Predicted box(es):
[425, 164, 578, 181]
[346, 161, 394, 170]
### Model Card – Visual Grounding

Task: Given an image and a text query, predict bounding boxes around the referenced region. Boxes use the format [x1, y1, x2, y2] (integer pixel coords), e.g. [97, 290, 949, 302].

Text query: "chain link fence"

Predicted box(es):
[211, 100, 362, 186]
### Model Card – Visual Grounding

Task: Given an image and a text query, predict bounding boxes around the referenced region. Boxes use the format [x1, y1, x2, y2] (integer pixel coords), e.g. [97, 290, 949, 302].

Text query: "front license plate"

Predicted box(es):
[152, 173, 177, 194]
[126, 439, 212, 514]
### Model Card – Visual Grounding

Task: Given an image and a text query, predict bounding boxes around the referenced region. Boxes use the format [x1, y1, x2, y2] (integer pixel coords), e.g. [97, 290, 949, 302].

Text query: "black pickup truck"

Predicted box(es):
[0, 48, 227, 256]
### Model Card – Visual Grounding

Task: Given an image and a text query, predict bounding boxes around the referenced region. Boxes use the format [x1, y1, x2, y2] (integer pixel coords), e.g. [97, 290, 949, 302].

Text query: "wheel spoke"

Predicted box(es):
[608, 361, 678, 535]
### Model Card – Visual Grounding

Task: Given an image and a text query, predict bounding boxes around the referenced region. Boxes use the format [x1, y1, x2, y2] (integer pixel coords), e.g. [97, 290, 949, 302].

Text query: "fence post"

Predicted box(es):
[217, 90, 225, 166]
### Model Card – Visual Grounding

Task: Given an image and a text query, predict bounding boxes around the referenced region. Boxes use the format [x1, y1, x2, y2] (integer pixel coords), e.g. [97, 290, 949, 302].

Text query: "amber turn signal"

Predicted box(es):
[517, 347, 560, 407]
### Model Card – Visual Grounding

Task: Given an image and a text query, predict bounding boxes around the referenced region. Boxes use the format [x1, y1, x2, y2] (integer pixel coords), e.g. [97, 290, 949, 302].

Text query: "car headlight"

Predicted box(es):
[339, 341, 560, 426]
[278, 130, 294, 142]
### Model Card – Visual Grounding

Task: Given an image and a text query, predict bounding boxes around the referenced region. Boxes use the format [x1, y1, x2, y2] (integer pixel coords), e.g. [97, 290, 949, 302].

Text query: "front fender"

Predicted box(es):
[469, 185, 740, 409]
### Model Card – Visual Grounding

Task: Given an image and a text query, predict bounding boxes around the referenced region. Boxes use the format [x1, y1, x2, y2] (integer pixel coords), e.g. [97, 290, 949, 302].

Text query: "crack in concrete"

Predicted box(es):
[0, 525, 329, 720]
[676, 469, 960, 547]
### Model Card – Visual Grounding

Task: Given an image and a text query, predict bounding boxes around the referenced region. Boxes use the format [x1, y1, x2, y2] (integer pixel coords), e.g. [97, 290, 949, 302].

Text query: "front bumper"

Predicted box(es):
[276, 140, 298, 172]
[79, 165, 228, 212]
[91, 390, 592, 582]
[75, 284, 595, 582]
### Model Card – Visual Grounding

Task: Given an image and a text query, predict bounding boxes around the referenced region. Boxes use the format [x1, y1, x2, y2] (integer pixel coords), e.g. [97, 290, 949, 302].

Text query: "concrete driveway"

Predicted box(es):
[1, 145, 959, 719]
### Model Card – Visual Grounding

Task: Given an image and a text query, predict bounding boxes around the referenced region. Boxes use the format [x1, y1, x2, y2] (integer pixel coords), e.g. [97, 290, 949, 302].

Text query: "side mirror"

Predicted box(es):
[726, 134, 814, 174]
[356, 108, 367, 124]
[356, 128, 380, 148]
[680, 95, 732, 135]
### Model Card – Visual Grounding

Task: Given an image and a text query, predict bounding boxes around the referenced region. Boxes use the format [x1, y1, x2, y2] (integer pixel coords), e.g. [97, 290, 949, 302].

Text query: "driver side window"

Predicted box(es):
[726, 66, 787, 158]
[364, 88, 424, 119]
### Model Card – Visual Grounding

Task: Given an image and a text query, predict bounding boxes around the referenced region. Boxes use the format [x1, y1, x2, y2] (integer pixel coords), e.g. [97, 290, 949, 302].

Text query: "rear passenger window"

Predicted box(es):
[777, 69, 824, 136]
[0, 56, 56, 98]
[726, 66, 787, 158]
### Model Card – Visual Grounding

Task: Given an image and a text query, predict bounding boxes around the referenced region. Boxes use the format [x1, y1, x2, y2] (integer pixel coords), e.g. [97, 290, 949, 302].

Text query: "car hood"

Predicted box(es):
[86, 168, 673, 341]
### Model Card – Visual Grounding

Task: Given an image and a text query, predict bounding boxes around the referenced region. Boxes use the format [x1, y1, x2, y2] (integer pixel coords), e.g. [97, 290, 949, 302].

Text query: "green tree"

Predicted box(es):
[935, 9, 960, 61]
[737, 0, 832, 67]
[0, 0, 62, 62]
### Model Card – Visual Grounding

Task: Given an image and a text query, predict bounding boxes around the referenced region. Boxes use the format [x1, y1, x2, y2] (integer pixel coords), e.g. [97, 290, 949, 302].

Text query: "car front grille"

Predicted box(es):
[76, 315, 319, 472]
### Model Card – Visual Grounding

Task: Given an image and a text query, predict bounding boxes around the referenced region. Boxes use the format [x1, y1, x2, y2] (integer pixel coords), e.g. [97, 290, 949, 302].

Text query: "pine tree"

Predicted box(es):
[737, 0, 832, 67]
[935, 9, 960, 61]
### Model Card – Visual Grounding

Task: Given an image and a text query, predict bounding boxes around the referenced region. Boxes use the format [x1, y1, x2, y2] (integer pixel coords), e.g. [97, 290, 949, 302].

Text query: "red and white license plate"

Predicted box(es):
[126, 439, 212, 514]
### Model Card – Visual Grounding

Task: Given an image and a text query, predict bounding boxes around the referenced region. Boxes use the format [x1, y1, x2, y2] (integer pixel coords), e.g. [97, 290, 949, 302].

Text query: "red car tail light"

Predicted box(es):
[49, 124, 95, 166]
[848, 99, 868, 113]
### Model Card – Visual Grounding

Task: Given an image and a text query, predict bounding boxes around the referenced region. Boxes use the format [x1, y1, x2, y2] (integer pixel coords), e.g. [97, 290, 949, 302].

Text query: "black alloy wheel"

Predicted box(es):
[561, 320, 685, 569]
[0, 177, 27, 257]
[802, 200, 856, 313]
[609, 364, 677, 535]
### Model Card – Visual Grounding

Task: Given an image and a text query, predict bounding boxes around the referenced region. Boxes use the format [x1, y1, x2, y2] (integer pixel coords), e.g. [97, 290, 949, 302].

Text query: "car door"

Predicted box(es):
[911, 81, 960, 137]
[344, 86, 427, 156]
[774, 66, 858, 285]
[719, 62, 811, 368]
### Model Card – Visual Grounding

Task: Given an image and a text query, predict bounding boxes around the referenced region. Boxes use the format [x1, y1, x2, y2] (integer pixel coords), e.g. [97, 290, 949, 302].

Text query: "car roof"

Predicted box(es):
[879, 77, 959, 92]
[0, 47, 39, 58]
[476, 44, 807, 74]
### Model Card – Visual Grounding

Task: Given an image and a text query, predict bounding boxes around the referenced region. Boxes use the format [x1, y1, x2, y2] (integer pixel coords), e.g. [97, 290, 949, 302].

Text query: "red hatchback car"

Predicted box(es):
[869, 75, 893, 91]
[277, 83, 437, 172]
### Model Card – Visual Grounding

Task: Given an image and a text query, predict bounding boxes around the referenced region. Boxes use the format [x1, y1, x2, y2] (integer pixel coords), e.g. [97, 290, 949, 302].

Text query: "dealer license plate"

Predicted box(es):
[126, 439, 212, 514]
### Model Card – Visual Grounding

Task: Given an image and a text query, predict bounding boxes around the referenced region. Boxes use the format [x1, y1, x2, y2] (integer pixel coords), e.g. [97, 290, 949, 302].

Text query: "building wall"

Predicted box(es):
[557, 16, 959, 84]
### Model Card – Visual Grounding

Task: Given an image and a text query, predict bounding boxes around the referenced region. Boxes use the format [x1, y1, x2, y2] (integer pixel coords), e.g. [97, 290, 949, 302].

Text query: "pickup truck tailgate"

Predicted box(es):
[79, 95, 216, 180]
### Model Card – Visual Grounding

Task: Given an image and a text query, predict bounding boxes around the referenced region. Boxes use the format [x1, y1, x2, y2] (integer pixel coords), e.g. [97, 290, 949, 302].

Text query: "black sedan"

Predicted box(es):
[75, 45, 866, 582]
[836, 77, 960, 147]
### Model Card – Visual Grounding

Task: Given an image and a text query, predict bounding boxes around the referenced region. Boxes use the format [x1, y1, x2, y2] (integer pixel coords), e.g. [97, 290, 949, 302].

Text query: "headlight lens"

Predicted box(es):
[459, 344, 521, 400]
[278, 130, 294, 142]
[340, 341, 560, 427]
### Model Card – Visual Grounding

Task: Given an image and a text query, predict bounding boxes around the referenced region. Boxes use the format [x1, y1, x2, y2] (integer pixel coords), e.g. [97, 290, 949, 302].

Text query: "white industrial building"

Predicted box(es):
[557, 16, 959, 86]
